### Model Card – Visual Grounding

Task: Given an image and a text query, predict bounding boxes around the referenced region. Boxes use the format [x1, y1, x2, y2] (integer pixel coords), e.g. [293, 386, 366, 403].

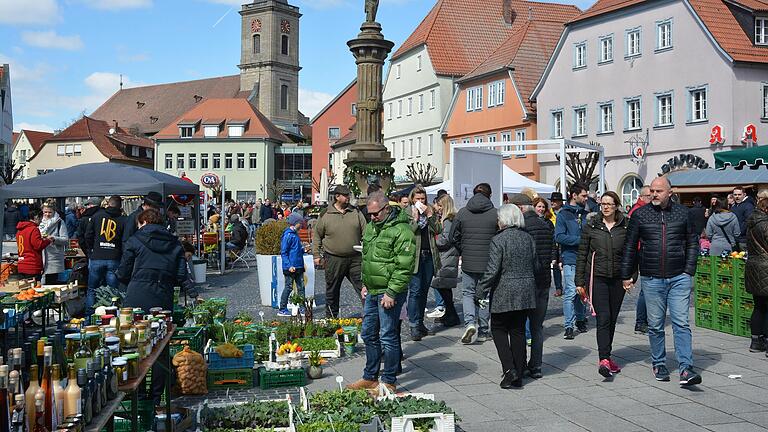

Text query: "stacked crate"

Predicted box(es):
[694, 256, 715, 330]
[694, 256, 750, 337]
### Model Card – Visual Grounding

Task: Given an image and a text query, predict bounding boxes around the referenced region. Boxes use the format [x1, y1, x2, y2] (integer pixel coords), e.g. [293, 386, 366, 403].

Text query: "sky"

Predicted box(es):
[0, 0, 594, 133]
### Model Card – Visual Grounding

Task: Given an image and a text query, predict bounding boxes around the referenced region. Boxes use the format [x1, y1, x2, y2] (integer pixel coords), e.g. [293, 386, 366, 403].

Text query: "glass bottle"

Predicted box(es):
[35, 342, 44, 383]
[40, 347, 53, 431]
[22, 344, 31, 390]
[9, 370, 18, 410]
[0, 365, 11, 432]
[62, 367, 79, 419]
[25, 365, 39, 432]
[11, 394, 25, 432]
[32, 390, 45, 432]
[50, 366, 64, 427]
[75, 370, 90, 425]
[87, 362, 100, 416]
[72, 332, 91, 376]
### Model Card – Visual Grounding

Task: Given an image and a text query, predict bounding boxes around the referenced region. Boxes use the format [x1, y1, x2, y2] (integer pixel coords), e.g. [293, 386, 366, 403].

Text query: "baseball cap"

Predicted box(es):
[330, 184, 351, 196]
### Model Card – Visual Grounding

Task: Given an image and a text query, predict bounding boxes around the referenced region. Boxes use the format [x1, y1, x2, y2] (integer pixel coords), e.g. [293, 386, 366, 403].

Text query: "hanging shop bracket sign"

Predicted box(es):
[627, 129, 649, 165]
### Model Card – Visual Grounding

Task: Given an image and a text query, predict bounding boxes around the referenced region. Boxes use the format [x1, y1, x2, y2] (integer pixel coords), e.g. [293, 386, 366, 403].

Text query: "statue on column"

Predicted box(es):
[365, 0, 379, 23]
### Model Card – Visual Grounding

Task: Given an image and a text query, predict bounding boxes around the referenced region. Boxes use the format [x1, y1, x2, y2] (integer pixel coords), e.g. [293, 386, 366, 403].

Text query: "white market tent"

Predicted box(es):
[426, 164, 555, 196]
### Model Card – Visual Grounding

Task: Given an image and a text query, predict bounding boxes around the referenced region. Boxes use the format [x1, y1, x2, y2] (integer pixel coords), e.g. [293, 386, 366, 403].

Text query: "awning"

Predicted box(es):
[714, 146, 768, 169]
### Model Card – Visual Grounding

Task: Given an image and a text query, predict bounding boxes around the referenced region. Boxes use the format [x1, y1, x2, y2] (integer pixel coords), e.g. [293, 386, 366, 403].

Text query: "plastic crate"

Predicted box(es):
[207, 344, 255, 370]
[170, 326, 205, 357]
[716, 258, 734, 277]
[715, 312, 735, 335]
[695, 309, 714, 329]
[260, 367, 306, 390]
[695, 290, 713, 311]
[732, 259, 745, 280]
[172, 306, 186, 326]
[697, 256, 713, 275]
[115, 398, 154, 432]
[207, 367, 254, 391]
[736, 313, 751, 338]
[739, 296, 755, 317]
[695, 273, 713, 294]
[715, 293, 736, 315]
[715, 275, 735, 294]
[0, 309, 16, 330]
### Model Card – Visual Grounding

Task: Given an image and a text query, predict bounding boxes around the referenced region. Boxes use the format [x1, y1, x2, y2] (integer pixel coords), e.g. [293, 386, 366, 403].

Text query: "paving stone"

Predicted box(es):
[624, 411, 711, 432]
[658, 402, 742, 425]
[704, 422, 768, 432]
[521, 421, 589, 431]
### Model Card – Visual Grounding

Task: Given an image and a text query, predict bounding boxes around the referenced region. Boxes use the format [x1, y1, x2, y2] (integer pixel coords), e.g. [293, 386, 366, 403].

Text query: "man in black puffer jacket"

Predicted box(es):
[451, 183, 498, 344]
[621, 176, 701, 386]
[510, 194, 555, 379]
[77, 198, 102, 257]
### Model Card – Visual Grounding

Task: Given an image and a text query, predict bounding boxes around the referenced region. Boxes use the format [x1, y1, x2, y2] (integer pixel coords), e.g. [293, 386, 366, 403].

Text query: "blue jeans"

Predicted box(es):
[361, 291, 407, 385]
[225, 242, 240, 251]
[279, 269, 305, 309]
[562, 265, 586, 329]
[636, 284, 648, 326]
[553, 264, 563, 291]
[87, 259, 119, 312]
[642, 273, 694, 374]
[433, 288, 445, 309]
[407, 252, 434, 330]
[461, 271, 490, 335]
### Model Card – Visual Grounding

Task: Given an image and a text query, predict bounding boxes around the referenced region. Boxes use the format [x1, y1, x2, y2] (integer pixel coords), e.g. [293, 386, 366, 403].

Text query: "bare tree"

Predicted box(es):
[0, 160, 24, 185]
[555, 141, 606, 189]
[405, 162, 438, 186]
[268, 179, 286, 202]
[311, 172, 336, 194]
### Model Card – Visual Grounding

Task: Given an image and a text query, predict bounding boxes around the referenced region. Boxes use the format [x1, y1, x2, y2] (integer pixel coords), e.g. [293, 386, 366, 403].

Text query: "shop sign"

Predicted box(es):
[709, 125, 725, 145]
[741, 124, 758, 146]
[626, 130, 649, 165]
[176, 220, 195, 235]
[658, 153, 710, 176]
[200, 172, 220, 188]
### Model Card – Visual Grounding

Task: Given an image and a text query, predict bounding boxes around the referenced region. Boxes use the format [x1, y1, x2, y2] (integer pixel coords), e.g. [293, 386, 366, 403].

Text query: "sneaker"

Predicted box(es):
[679, 367, 702, 386]
[476, 333, 492, 343]
[634, 323, 648, 335]
[576, 320, 588, 333]
[426, 307, 446, 319]
[419, 324, 436, 336]
[528, 368, 543, 379]
[500, 369, 520, 389]
[749, 336, 766, 353]
[277, 308, 292, 317]
[526, 338, 532, 347]
[607, 358, 622, 374]
[599, 359, 613, 378]
[461, 325, 477, 344]
[346, 379, 379, 390]
[563, 328, 575, 340]
[653, 365, 670, 382]
[410, 328, 424, 342]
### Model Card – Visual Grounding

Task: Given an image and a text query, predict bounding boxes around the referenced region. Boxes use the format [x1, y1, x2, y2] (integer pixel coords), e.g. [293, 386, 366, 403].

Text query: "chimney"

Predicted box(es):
[503, 0, 514, 26]
[112, 120, 119, 132]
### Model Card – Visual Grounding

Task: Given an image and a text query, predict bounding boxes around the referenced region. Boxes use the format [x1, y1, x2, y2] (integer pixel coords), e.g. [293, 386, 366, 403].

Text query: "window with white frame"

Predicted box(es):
[621, 176, 644, 208]
[430, 89, 436, 109]
[179, 126, 195, 138]
[461, 138, 470, 144]
[409, 139, 414, 158]
[249, 153, 257, 169]
[515, 129, 526, 157]
[225, 153, 233, 169]
[756, 18, 768, 45]
[488, 81, 505, 107]
[131, 146, 139, 157]
[203, 125, 219, 137]
[228, 125, 244, 137]
[400, 140, 405, 160]
[396, 64, 401, 79]
[428, 134, 434, 155]
[189, 153, 197, 169]
[418, 94, 424, 113]
[574, 107, 587, 136]
[501, 131, 512, 151]
[387, 103, 392, 120]
[74, 144, 81, 155]
[599, 35, 613, 63]
[626, 98, 642, 130]
[599, 103, 613, 133]
[397, 100, 403, 117]
[56, 145, 65, 156]
[177, 153, 185, 169]
[626, 28, 641, 57]
[474, 136, 484, 144]
[164, 153, 172, 169]
[351, 103, 357, 116]
[656, 92, 673, 126]
[466, 86, 483, 111]
[417, 55, 422, 71]
[212, 153, 221, 169]
[407, 97, 413, 116]
[329, 127, 340, 140]
[763, 83, 768, 118]
[236, 153, 244, 169]
[487, 134, 497, 147]
[574, 42, 587, 68]
[201, 153, 209, 169]
[689, 87, 707, 122]
[416, 137, 422, 155]
[552, 111, 563, 138]
[657, 20, 672, 50]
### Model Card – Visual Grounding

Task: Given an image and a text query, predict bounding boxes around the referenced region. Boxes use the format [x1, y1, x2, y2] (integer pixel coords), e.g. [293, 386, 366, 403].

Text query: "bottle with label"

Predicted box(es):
[50, 366, 64, 427]
[25, 365, 39, 432]
[11, 394, 25, 432]
[87, 362, 100, 416]
[35, 342, 44, 383]
[32, 390, 45, 432]
[0, 365, 11, 432]
[72, 332, 91, 376]
[62, 367, 79, 419]
[40, 347, 54, 431]
[103, 352, 116, 401]
[76, 370, 90, 425]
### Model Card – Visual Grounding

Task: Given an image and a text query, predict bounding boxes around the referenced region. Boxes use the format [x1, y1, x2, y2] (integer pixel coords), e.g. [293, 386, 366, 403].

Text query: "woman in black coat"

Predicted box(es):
[575, 191, 629, 378]
[117, 208, 185, 406]
[746, 190, 768, 353]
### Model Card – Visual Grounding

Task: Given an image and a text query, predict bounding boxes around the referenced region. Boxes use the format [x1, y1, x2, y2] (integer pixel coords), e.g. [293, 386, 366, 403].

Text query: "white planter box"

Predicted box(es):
[256, 254, 315, 307]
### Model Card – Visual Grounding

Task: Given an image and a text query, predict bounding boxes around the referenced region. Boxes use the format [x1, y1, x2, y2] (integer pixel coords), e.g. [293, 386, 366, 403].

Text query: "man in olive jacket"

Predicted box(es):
[347, 191, 415, 393]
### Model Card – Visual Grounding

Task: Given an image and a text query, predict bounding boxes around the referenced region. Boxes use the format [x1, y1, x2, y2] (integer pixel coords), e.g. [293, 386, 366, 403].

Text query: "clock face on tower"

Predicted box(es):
[281, 19, 291, 33]
[251, 19, 262, 32]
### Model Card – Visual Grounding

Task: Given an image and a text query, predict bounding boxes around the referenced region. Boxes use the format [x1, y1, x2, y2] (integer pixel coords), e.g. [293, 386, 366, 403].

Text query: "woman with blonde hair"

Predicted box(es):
[406, 185, 441, 340]
[430, 194, 461, 327]
[39, 203, 69, 284]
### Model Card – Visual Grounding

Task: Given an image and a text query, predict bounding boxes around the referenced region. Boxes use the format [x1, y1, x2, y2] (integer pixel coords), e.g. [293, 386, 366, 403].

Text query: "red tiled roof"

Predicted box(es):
[393, 0, 581, 76]
[34, 116, 153, 163]
[90, 75, 243, 136]
[154, 99, 288, 142]
[11, 132, 18, 147]
[20, 130, 54, 153]
[331, 123, 357, 149]
[570, 0, 768, 63]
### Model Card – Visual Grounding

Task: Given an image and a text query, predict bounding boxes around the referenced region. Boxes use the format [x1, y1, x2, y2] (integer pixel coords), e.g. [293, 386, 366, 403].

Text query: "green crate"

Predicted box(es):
[207, 367, 254, 391]
[715, 275, 735, 295]
[732, 258, 745, 280]
[259, 367, 305, 390]
[715, 312, 735, 335]
[697, 256, 714, 275]
[716, 258, 734, 277]
[715, 293, 736, 315]
[695, 273, 713, 293]
[736, 313, 751, 338]
[695, 290, 713, 311]
[739, 296, 755, 317]
[114, 398, 154, 432]
[170, 326, 205, 357]
[695, 309, 714, 329]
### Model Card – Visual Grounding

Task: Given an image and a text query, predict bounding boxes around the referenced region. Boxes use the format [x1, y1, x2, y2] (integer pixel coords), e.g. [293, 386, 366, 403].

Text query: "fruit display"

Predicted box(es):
[11, 288, 44, 301]
[729, 251, 747, 259]
[276, 341, 303, 356]
[172, 346, 208, 395]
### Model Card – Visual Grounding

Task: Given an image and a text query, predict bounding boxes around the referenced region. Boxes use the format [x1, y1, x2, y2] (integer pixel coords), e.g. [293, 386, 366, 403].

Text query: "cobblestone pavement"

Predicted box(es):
[190, 262, 768, 431]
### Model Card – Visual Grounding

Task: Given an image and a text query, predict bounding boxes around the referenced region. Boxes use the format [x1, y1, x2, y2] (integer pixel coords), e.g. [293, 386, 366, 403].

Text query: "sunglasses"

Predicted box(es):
[369, 205, 389, 218]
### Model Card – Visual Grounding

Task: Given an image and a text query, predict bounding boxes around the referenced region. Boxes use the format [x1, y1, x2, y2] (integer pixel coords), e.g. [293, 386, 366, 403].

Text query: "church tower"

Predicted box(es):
[239, 0, 301, 133]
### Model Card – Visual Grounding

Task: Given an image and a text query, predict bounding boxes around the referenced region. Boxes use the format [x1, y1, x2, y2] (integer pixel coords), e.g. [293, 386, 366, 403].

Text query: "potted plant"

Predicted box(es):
[254, 220, 316, 307]
[307, 350, 323, 379]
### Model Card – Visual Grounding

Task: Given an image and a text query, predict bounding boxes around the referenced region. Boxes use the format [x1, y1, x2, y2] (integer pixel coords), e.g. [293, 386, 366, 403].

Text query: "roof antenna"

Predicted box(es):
[119, 74, 123, 90]
[528, 6, 532, 21]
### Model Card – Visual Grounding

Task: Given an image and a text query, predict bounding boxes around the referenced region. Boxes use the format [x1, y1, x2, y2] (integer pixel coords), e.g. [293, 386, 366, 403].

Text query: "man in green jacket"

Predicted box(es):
[347, 191, 416, 393]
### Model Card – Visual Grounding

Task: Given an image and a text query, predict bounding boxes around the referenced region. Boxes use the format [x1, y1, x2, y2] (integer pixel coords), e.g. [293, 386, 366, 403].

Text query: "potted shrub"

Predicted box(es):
[254, 221, 315, 307]
[307, 350, 323, 379]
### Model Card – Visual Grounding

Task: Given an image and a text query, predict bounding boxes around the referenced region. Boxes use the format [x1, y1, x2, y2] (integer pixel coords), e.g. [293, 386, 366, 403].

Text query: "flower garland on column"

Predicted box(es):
[343, 163, 395, 196]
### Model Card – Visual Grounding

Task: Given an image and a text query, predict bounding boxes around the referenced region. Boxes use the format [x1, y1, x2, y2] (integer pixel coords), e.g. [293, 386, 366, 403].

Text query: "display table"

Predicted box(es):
[118, 324, 175, 432]
[84, 391, 126, 432]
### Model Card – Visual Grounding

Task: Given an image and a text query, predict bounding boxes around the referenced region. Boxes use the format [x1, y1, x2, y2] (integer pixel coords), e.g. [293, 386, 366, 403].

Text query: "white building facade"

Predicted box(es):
[0, 65, 13, 162]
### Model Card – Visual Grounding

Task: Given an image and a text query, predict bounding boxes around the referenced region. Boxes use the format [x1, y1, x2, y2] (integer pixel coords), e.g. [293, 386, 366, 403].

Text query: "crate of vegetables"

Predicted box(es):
[170, 326, 205, 357]
[206, 343, 255, 370]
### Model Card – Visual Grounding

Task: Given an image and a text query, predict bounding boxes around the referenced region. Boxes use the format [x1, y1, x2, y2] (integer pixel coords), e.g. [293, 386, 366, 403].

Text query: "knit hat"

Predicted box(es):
[230, 214, 240, 223]
[287, 213, 304, 226]
[509, 193, 533, 206]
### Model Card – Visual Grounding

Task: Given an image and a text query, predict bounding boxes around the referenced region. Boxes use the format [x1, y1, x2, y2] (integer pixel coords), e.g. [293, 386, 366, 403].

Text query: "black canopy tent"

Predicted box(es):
[0, 162, 201, 256]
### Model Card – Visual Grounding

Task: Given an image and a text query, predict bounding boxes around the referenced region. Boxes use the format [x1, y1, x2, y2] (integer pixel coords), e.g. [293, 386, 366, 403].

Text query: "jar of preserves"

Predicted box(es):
[119, 324, 137, 348]
[105, 337, 120, 355]
[119, 308, 132, 327]
[112, 359, 128, 385]
[124, 353, 139, 380]
[132, 309, 145, 323]
[149, 307, 162, 316]
[85, 332, 100, 353]
[64, 333, 80, 361]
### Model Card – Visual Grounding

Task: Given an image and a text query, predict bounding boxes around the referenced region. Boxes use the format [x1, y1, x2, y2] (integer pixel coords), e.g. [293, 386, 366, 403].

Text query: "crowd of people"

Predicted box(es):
[328, 176, 768, 393]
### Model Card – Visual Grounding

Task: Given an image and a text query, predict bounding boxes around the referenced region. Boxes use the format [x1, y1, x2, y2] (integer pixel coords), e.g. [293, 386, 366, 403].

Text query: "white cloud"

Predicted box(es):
[78, 0, 152, 9]
[299, 88, 334, 118]
[16, 122, 55, 133]
[0, 0, 59, 25]
[21, 31, 84, 51]
[0, 54, 51, 82]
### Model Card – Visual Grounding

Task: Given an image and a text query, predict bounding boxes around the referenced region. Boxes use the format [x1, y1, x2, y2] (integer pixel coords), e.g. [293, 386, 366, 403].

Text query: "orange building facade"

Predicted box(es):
[309, 80, 357, 200]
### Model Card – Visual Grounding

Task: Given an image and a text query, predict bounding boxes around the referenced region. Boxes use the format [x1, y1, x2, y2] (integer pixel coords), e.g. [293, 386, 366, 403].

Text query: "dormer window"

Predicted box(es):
[131, 146, 139, 157]
[756, 18, 768, 45]
[180, 126, 195, 138]
[203, 125, 219, 137]
[228, 125, 244, 137]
